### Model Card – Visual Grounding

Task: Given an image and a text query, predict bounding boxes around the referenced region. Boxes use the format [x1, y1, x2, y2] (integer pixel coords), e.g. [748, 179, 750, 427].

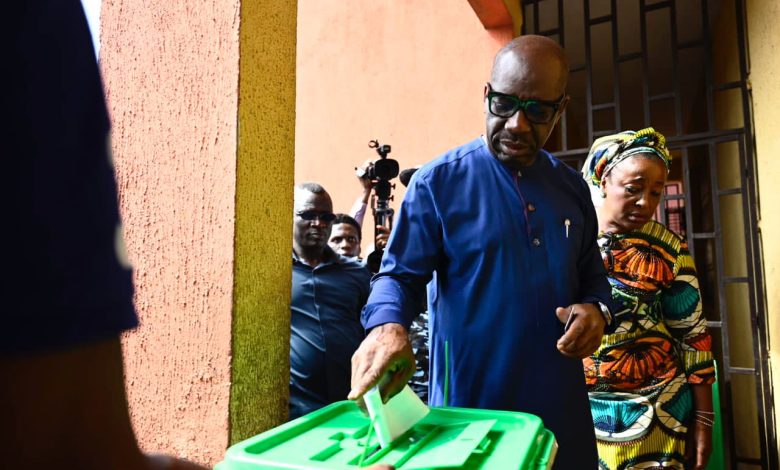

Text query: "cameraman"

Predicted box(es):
[348, 160, 376, 228]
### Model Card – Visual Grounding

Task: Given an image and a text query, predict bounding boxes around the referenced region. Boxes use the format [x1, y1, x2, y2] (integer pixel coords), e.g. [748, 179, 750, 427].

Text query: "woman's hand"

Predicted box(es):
[685, 417, 713, 469]
[687, 384, 715, 469]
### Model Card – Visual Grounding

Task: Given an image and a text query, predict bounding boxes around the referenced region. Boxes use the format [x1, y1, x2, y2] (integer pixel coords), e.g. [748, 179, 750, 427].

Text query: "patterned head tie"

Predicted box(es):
[581, 127, 672, 188]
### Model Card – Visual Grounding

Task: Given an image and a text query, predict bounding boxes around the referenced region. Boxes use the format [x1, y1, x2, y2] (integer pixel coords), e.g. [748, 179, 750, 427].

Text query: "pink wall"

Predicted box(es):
[295, 1, 512, 250]
[97, 2, 510, 462]
[100, 1, 239, 464]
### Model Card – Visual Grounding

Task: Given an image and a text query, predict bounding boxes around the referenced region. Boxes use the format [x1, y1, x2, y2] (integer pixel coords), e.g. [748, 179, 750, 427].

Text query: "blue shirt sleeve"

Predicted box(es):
[361, 173, 442, 331]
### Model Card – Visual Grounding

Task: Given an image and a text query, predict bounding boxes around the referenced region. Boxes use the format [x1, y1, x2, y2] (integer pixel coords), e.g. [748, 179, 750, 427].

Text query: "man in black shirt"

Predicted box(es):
[289, 183, 372, 419]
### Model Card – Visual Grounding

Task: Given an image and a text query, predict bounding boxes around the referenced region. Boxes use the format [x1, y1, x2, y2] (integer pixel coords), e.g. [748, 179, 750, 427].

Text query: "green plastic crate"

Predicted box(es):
[215, 401, 557, 469]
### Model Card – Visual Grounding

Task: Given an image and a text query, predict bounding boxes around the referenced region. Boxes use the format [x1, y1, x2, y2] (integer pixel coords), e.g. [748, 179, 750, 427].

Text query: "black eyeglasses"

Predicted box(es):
[486, 83, 565, 124]
[296, 210, 336, 223]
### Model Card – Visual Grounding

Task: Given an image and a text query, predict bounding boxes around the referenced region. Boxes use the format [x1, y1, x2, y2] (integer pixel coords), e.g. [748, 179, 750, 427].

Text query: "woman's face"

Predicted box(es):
[600, 153, 668, 233]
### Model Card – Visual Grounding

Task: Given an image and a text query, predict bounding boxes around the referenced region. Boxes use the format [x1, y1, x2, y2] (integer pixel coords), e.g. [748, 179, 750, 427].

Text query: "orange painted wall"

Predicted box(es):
[295, 1, 513, 251]
[100, 1, 239, 464]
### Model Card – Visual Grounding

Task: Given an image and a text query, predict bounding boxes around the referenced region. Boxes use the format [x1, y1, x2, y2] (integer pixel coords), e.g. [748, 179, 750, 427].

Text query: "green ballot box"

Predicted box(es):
[215, 401, 557, 469]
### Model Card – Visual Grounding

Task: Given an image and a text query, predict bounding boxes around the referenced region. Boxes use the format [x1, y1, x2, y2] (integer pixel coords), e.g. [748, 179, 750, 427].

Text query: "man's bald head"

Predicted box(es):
[293, 182, 334, 258]
[294, 182, 332, 213]
[491, 35, 569, 95]
[484, 35, 570, 169]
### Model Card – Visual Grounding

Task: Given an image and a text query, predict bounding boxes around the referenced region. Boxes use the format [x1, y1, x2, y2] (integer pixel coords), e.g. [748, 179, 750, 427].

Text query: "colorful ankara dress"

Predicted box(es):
[584, 220, 715, 470]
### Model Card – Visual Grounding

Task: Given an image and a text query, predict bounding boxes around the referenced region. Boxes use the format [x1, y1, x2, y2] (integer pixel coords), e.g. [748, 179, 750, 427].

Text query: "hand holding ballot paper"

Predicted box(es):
[364, 385, 430, 448]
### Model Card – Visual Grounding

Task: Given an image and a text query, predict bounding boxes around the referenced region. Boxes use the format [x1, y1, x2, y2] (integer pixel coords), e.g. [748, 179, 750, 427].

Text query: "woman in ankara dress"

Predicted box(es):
[581, 128, 716, 470]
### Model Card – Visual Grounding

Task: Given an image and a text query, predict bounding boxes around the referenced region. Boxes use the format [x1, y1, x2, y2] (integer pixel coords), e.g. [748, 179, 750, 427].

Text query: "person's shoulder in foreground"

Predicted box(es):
[2, 3, 206, 469]
[3, 0, 138, 355]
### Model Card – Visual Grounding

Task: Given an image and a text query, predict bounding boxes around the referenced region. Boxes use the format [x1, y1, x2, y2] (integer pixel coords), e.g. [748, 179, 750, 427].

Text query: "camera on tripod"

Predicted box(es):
[360, 139, 400, 273]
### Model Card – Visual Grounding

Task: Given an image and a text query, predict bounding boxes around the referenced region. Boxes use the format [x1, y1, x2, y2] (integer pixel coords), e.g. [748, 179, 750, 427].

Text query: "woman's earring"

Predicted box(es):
[600, 190, 607, 198]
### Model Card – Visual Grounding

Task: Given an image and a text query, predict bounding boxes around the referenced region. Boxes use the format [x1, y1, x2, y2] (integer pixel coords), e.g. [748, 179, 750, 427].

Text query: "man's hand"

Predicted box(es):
[555, 303, 605, 359]
[349, 323, 415, 403]
[375, 225, 390, 250]
[357, 160, 375, 199]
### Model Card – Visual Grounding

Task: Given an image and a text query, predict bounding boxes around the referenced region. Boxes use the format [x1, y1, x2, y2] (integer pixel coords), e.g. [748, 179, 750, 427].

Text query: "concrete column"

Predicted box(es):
[231, 0, 297, 444]
[100, 0, 296, 464]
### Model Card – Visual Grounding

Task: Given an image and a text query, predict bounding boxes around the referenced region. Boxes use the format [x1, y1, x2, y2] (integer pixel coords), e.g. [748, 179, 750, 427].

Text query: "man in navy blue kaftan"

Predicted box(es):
[348, 36, 613, 469]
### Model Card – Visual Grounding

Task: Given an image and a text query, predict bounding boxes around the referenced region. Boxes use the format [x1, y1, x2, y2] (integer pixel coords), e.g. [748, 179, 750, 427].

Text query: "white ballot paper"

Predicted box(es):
[363, 385, 430, 448]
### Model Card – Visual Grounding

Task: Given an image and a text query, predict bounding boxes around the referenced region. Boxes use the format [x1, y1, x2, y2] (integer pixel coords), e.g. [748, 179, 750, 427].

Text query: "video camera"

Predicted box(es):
[356, 140, 400, 183]
[360, 140, 400, 273]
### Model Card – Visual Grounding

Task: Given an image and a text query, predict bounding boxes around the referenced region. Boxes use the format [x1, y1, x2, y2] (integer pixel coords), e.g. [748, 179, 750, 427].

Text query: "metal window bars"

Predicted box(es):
[521, 0, 776, 467]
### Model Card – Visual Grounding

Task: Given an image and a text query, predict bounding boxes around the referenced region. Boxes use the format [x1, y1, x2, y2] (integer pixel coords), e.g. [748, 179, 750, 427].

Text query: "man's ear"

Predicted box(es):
[483, 84, 491, 114]
[558, 95, 571, 116]
[549, 95, 570, 130]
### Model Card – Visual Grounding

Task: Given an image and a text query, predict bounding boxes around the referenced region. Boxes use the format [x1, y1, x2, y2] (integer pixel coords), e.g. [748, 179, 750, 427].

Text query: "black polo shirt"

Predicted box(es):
[289, 248, 370, 419]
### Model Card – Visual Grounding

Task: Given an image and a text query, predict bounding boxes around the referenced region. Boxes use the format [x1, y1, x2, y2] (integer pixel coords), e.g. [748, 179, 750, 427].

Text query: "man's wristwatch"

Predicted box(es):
[592, 301, 613, 327]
